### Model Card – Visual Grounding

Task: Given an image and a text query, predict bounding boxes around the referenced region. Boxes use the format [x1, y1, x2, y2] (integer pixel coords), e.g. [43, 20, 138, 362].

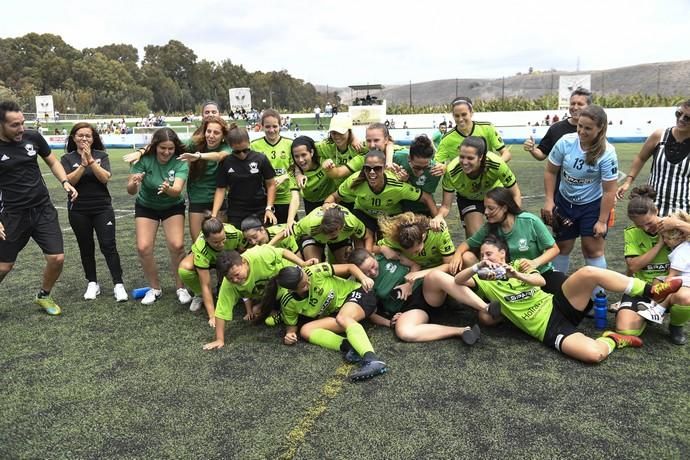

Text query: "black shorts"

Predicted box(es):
[343, 287, 378, 318]
[456, 195, 485, 218]
[189, 201, 226, 214]
[135, 201, 186, 221]
[0, 204, 64, 263]
[352, 209, 380, 236]
[300, 236, 352, 253]
[542, 269, 568, 296]
[617, 293, 651, 313]
[542, 285, 588, 351]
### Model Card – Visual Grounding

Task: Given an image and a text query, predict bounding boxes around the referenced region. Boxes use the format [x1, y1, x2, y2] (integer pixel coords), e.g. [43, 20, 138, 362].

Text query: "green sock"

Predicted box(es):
[627, 278, 647, 298]
[596, 337, 615, 354]
[345, 323, 374, 357]
[670, 304, 690, 327]
[178, 267, 202, 295]
[617, 322, 646, 337]
[308, 328, 345, 351]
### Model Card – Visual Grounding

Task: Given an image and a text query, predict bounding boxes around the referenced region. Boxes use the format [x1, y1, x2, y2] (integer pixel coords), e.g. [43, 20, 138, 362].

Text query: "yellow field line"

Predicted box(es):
[280, 363, 352, 460]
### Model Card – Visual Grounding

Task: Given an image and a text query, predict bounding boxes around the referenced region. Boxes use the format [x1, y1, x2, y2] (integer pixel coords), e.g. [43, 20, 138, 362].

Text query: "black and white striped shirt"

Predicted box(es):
[648, 127, 690, 216]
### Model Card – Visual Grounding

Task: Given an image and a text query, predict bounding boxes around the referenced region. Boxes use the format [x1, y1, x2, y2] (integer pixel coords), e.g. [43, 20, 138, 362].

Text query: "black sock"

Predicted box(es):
[38, 289, 50, 298]
[643, 284, 653, 298]
[362, 351, 377, 362]
[340, 339, 353, 352]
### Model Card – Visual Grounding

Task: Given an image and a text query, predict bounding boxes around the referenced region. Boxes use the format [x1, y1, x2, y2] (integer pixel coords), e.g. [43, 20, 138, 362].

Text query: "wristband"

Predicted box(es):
[265, 206, 275, 213]
[61, 179, 69, 186]
[197, 153, 202, 160]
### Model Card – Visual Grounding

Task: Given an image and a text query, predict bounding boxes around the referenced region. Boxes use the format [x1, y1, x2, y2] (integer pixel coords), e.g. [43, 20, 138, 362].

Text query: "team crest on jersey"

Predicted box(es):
[415, 175, 427, 186]
[518, 238, 529, 251]
[25, 144, 36, 156]
[249, 161, 259, 174]
[385, 262, 398, 274]
[168, 170, 176, 182]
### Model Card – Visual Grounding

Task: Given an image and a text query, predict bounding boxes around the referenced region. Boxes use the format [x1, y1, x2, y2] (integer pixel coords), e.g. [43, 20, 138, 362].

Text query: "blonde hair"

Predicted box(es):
[378, 212, 429, 249]
[660, 211, 690, 247]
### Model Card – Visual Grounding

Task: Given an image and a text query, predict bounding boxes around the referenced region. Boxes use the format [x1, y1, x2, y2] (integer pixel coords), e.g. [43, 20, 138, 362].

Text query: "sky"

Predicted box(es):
[3, 0, 688, 89]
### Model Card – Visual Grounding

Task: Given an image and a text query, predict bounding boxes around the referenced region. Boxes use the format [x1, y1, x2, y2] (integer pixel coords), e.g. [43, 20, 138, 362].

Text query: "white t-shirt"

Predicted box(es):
[668, 240, 690, 287]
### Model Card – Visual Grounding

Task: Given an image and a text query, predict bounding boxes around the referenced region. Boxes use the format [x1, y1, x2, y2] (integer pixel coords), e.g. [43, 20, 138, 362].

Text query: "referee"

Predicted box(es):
[0, 101, 77, 315]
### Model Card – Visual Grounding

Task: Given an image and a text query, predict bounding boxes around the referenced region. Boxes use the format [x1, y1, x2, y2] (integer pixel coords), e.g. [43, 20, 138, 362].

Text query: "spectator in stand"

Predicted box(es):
[432, 121, 448, 150]
[314, 105, 321, 126]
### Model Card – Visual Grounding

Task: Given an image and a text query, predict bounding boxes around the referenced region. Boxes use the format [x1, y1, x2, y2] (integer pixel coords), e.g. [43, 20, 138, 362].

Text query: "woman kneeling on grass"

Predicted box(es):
[178, 214, 245, 326]
[454, 235, 682, 363]
[203, 245, 316, 350]
[348, 248, 482, 345]
[263, 262, 387, 382]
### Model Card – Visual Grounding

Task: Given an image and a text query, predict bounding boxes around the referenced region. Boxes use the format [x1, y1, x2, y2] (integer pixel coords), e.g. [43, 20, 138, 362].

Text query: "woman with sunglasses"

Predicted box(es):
[435, 96, 512, 167]
[617, 99, 690, 216]
[431, 136, 520, 238]
[211, 124, 277, 227]
[324, 150, 438, 235]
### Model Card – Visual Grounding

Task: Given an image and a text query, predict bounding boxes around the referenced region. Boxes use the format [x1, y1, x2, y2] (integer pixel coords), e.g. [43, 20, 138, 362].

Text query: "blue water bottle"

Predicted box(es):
[131, 287, 151, 300]
[594, 291, 608, 330]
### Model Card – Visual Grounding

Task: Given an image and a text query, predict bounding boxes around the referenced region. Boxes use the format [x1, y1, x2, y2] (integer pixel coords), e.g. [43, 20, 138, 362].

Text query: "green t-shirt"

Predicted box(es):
[338, 171, 423, 219]
[624, 226, 671, 283]
[432, 130, 443, 149]
[292, 205, 367, 244]
[434, 122, 506, 164]
[316, 140, 366, 166]
[250, 136, 295, 205]
[215, 245, 294, 321]
[278, 263, 360, 326]
[370, 255, 423, 315]
[185, 140, 231, 204]
[191, 223, 246, 269]
[131, 153, 189, 210]
[474, 261, 553, 342]
[441, 152, 516, 201]
[393, 151, 441, 215]
[266, 224, 299, 253]
[379, 227, 455, 269]
[467, 213, 555, 273]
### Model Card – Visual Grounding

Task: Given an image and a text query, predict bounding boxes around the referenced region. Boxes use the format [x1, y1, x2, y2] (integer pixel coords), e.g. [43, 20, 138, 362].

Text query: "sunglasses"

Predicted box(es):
[364, 165, 384, 173]
[233, 147, 251, 155]
[675, 110, 690, 122]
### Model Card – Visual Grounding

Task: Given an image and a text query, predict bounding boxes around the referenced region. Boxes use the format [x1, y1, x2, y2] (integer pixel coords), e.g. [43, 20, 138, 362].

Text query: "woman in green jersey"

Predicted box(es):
[455, 235, 682, 363]
[239, 215, 299, 254]
[432, 136, 521, 238]
[250, 109, 300, 225]
[127, 128, 190, 305]
[349, 248, 482, 344]
[264, 262, 388, 382]
[435, 96, 511, 165]
[451, 187, 563, 293]
[315, 113, 364, 172]
[325, 150, 438, 235]
[616, 186, 690, 345]
[178, 215, 245, 326]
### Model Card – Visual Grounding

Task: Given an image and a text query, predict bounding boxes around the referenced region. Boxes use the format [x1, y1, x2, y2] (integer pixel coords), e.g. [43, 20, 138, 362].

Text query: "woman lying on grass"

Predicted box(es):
[454, 235, 682, 363]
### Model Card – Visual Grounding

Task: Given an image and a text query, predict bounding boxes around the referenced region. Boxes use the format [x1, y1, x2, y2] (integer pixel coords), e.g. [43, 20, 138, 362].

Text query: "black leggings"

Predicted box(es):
[68, 208, 123, 284]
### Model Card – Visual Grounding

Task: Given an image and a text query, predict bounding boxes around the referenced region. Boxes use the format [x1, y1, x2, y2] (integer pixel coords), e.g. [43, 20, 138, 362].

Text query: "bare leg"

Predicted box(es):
[162, 214, 186, 289]
[335, 302, 366, 329]
[423, 270, 487, 311]
[0, 262, 13, 284]
[42, 253, 65, 292]
[557, 238, 575, 256]
[615, 309, 645, 333]
[302, 244, 324, 263]
[300, 317, 343, 339]
[136, 217, 161, 289]
[560, 332, 611, 364]
[463, 212, 485, 239]
[562, 266, 641, 311]
[395, 309, 471, 342]
[188, 211, 206, 242]
[332, 246, 352, 264]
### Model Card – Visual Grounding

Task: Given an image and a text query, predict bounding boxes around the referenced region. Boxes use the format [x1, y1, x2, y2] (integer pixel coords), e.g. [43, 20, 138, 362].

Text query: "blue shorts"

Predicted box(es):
[554, 192, 606, 241]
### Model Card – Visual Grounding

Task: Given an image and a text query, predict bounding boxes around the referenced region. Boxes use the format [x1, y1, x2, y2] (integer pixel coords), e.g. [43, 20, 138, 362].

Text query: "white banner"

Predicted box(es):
[228, 87, 252, 112]
[558, 75, 591, 110]
[35, 95, 55, 121]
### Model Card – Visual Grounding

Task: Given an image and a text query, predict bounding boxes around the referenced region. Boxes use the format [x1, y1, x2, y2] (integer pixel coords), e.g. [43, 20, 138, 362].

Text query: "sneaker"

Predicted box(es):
[189, 296, 203, 312]
[264, 312, 283, 327]
[141, 288, 162, 305]
[34, 294, 62, 316]
[176, 288, 192, 304]
[342, 348, 362, 364]
[349, 359, 387, 382]
[486, 300, 502, 319]
[637, 302, 665, 324]
[608, 301, 621, 313]
[461, 324, 481, 345]
[113, 283, 128, 302]
[669, 325, 687, 346]
[83, 282, 100, 300]
[650, 277, 683, 303]
[602, 330, 643, 349]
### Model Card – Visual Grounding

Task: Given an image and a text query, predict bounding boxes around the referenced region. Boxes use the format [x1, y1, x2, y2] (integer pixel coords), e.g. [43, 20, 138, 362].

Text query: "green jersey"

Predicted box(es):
[185, 140, 231, 204]
[278, 263, 360, 326]
[474, 261, 553, 342]
[215, 245, 294, 321]
[432, 130, 443, 149]
[370, 255, 422, 315]
[131, 153, 189, 210]
[292, 205, 366, 244]
[435, 122, 506, 164]
[379, 227, 455, 269]
[393, 150, 441, 215]
[441, 152, 516, 201]
[316, 140, 366, 166]
[624, 226, 671, 283]
[250, 136, 295, 205]
[265, 224, 299, 253]
[191, 223, 245, 269]
[467, 212, 555, 273]
[338, 171, 423, 218]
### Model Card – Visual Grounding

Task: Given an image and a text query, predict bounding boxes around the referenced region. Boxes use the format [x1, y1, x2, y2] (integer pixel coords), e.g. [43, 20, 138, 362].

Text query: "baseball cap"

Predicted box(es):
[329, 114, 352, 134]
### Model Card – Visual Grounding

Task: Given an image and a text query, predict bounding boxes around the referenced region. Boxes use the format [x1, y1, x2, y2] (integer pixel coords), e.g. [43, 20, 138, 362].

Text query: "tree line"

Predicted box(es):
[0, 33, 336, 116]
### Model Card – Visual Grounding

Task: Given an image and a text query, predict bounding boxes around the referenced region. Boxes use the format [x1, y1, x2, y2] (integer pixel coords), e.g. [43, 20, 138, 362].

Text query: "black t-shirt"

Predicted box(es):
[0, 130, 52, 210]
[538, 119, 577, 156]
[60, 150, 112, 212]
[216, 150, 276, 210]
